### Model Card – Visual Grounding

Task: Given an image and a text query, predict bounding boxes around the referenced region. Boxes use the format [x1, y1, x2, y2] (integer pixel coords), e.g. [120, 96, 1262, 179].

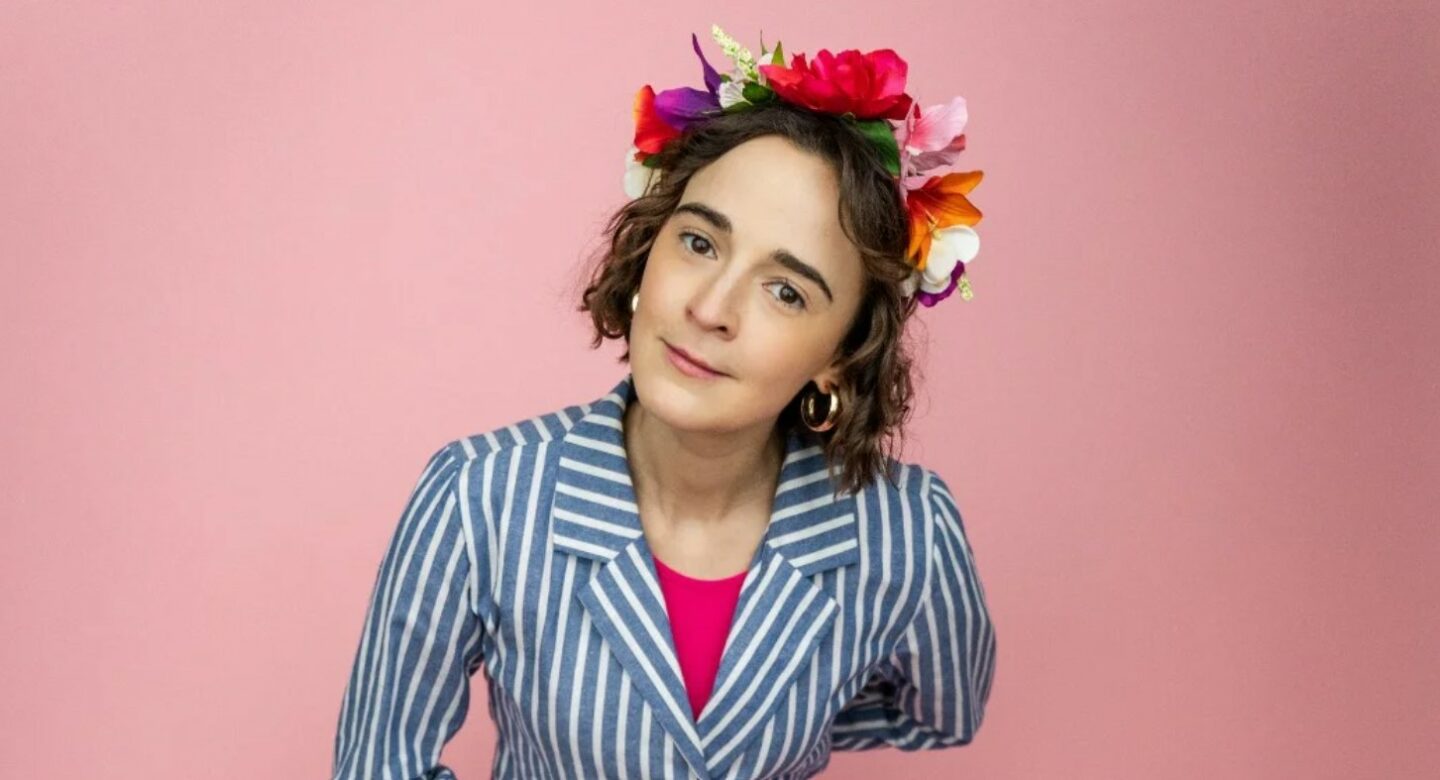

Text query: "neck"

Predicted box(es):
[623, 392, 785, 528]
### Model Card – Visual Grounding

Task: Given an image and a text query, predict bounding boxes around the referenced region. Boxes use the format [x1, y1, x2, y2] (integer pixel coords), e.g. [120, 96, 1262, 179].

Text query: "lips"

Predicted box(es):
[663, 341, 726, 377]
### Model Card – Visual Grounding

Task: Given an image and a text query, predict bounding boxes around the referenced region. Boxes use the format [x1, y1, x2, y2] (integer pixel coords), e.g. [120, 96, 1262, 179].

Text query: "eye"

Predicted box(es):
[678, 230, 716, 258]
[766, 281, 808, 311]
[679, 229, 807, 311]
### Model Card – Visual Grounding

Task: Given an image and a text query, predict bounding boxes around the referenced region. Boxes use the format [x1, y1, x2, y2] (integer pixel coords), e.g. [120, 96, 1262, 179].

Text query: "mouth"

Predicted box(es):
[662, 340, 728, 379]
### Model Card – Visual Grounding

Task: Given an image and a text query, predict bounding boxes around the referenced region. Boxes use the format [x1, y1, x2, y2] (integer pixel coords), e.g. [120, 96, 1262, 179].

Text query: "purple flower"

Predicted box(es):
[652, 33, 723, 131]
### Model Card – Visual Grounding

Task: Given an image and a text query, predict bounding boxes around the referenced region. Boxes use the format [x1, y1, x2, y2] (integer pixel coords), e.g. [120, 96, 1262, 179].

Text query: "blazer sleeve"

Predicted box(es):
[830, 469, 997, 751]
[332, 442, 491, 780]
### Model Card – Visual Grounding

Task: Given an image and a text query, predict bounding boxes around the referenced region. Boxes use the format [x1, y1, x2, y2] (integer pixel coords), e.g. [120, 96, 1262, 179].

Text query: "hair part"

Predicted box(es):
[578, 101, 928, 496]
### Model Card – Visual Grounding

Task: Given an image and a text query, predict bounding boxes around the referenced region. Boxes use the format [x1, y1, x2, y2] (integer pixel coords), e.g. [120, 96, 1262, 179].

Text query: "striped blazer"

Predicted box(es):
[332, 373, 996, 779]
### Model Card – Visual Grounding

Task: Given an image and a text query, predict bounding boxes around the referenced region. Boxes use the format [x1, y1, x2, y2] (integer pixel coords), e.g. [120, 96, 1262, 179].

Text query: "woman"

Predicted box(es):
[332, 26, 996, 780]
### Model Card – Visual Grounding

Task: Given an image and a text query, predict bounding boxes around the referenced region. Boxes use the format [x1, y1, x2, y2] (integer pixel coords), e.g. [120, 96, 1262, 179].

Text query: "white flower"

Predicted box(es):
[711, 24, 758, 80]
[623, 145, 660, 199]
[918, 225, 980, 293]
[718, 79, 747, 109]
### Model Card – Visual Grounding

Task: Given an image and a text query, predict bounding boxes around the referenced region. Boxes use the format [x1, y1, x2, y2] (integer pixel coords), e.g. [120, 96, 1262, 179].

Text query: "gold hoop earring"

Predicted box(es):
[801, 384, 843, 432]
[630, 291, 639, 313]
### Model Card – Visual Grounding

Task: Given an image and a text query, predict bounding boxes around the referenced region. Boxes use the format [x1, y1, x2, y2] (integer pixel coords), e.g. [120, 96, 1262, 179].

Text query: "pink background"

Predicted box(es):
[3, 2, 1437, 778]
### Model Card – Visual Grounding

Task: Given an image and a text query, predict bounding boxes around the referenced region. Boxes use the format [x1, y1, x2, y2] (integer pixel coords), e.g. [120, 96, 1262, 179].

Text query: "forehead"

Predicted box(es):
[677, 136, 864, 287]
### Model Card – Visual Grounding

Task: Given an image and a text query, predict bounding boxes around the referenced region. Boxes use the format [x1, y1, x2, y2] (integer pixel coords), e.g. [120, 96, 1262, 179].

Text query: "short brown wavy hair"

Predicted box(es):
[577, 101, 929, 496]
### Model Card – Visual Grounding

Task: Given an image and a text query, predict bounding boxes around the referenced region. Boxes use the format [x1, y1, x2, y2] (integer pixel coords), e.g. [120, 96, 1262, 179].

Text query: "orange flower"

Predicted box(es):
[905, 170, 984, 271]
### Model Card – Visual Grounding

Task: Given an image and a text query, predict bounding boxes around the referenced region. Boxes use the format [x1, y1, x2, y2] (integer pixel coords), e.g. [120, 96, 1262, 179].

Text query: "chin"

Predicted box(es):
[631, 363, 732, 431]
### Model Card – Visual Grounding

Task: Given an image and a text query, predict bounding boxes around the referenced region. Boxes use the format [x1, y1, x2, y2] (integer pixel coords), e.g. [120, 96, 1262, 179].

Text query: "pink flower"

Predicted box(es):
[899, 97, 970, 179]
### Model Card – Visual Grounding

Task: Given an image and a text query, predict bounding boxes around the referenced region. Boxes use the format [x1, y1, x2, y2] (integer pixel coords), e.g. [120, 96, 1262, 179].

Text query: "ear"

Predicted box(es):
[810, 361, 845, 395]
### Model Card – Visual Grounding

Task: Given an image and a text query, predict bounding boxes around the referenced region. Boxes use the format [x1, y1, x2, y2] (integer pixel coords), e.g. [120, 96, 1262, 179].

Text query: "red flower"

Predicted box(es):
[758, 49, 914, 121]
[632, 85, 681, 157]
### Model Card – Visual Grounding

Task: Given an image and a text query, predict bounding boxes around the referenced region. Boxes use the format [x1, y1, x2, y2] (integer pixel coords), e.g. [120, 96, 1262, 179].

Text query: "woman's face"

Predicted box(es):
[630, 135, 867, 435]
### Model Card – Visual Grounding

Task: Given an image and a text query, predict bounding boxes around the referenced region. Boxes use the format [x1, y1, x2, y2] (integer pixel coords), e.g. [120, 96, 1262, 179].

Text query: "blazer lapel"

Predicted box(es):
[549, 376, 710, 778]
[694, 431, 859, 779]
[548, 374, 861, 780]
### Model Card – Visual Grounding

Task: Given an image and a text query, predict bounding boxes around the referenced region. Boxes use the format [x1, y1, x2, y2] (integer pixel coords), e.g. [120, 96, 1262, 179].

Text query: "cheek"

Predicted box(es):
[642, 239, 687, 293]
[735, 328, 829, 387]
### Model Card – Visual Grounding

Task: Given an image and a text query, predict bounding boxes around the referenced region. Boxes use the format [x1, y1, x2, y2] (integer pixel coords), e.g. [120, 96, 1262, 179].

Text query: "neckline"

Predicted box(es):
[652, 554, 748, 584]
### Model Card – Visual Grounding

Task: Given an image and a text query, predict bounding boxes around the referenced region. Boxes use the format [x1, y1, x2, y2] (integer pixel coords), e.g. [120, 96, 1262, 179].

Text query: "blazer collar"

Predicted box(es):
[549, 373, 860, 575]
[548, 373, 860, 779]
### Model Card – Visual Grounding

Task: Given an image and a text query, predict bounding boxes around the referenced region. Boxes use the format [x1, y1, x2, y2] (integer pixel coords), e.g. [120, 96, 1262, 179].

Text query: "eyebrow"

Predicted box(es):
[672, 201, 835, 302]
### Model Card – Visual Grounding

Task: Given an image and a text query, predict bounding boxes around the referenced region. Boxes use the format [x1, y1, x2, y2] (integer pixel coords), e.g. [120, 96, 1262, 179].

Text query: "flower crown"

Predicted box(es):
[625, 24, 984, 307]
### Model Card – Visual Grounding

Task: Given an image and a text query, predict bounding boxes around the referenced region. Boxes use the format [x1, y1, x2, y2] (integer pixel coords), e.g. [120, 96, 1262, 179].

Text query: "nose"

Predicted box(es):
[685, 272, 739, 337]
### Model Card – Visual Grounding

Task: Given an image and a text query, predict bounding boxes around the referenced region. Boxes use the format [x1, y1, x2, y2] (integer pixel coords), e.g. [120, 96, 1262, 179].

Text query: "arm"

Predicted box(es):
[830, 470, 997, 751]
[332, 443, 490, 780]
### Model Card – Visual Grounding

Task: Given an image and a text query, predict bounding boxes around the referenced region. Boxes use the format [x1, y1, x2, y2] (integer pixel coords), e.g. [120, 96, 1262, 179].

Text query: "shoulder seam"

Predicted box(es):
[896, 466, 942, 656]
[452, 448, 491, 624]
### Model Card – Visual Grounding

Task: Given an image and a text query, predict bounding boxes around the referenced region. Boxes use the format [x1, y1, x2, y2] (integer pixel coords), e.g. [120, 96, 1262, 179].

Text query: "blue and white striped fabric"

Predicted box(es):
[332, 373, 996, 779]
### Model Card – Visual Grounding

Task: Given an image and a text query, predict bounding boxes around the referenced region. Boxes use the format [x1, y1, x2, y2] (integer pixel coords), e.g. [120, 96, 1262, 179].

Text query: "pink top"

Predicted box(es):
[652, 555, 748, 721]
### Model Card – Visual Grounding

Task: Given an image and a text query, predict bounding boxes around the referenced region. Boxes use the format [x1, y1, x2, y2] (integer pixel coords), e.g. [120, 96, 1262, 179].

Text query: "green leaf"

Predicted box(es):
[742, 81, 775, 104]
[772, 40, 784, 65]
[853, 119, 901, 177]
